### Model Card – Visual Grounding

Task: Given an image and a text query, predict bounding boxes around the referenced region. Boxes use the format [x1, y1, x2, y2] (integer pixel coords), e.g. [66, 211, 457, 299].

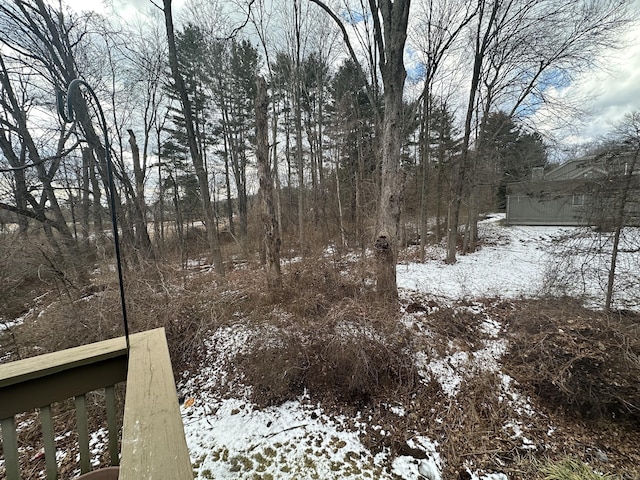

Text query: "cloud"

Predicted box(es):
[561, 14, 640, 142]
[528, 18, 640, 150]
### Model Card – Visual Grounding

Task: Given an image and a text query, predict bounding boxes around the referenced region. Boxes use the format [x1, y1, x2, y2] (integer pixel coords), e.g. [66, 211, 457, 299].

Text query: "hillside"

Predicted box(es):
[1, 216, 639, 479]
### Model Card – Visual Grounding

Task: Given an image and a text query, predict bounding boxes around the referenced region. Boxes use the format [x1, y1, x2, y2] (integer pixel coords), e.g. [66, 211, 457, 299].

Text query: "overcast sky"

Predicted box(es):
[541, 8, 640, 152]
[68, 0, 640, 154]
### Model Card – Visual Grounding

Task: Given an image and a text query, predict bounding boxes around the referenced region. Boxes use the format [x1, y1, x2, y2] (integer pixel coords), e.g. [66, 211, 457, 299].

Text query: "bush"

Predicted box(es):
[236, 315, 418, 407]
[504, 298, 640, 422]
[231, 257, 418, 407]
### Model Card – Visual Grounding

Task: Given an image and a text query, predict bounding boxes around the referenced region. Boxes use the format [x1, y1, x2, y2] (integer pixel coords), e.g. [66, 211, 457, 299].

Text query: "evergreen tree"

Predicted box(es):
[479, 111, 546, 209]
[210, 38, 261, 239]
[164, 24, 214, 169]
[329, 59, 376, 240]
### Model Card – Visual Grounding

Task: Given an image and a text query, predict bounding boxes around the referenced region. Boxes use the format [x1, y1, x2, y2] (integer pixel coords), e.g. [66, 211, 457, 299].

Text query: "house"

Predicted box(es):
[506, 151, 640, 227]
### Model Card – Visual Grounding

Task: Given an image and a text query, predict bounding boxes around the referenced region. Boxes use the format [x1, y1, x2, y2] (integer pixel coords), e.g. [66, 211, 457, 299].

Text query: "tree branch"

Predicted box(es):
[307, 0, 380, 120]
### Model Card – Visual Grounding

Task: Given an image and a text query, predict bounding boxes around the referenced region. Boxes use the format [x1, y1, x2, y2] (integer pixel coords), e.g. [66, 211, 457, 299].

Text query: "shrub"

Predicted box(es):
[504, 298, 640, 422]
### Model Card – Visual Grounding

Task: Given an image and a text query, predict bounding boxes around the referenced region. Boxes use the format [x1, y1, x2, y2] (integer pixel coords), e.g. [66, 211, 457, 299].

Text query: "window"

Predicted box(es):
[572, 194, 585, 206]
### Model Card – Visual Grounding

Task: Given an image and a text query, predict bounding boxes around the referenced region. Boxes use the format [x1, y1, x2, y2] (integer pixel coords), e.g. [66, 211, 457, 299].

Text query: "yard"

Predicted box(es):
[178, 216, 640, 479]
[1, 215, 639, 479]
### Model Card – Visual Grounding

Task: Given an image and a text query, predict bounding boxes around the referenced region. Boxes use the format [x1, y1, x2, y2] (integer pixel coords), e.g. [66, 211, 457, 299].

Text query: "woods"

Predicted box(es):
[2, 2, 640, 478]
[0, 0, 636, 305]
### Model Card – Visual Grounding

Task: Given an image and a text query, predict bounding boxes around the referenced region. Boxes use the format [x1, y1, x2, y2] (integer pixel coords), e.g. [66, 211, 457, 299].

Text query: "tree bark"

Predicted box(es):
[372, 0, 411, 302]
[255, 77, 282, 291]
[605, 146, 639, 310]
[127, 130, 154, 258]
[294, 0, 305, 255]
[419, 93, 430, 262]
[446, 0, 499, 264]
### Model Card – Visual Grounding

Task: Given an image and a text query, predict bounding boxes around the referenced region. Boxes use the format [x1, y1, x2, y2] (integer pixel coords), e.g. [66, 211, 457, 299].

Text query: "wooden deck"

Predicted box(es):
[0, 328, 192, 479]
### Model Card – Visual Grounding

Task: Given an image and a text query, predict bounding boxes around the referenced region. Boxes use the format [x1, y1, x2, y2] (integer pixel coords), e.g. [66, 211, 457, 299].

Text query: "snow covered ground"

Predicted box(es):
[179, 216, 638, 479]
[181, 323, 512, 480]
[398, 222, 551, 300]
[399, 214, 639, 309]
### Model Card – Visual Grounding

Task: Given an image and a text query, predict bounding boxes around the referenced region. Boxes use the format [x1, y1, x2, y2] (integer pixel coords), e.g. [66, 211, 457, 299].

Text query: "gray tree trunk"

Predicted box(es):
[605, 146, 639, 310]
[127, 130, 154, 258]
[255, 77, 282, 291]
[372, 0, 411, 301]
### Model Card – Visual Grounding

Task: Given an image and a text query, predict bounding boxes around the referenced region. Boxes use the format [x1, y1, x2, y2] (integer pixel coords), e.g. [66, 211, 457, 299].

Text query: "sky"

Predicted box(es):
[536, 8, 640, 151]
[64, 0, 640, 153]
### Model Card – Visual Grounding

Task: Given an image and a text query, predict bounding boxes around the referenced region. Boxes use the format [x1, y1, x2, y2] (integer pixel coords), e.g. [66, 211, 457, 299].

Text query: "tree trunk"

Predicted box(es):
[255, 77, 282, 291]
[356, 122, 365, 249]
[222, 135, 235, 236]
[335, 145, 347, 248]
[294, 0, 305, 256]
[11, 156, 29, 234]
[80, 148, 91, 247]
[605, 147, 639, 310]
[270, 93, 283, 240]
[373, 0, 411, 302]
[87, 148, 105, 242]
[419, 93, 430, 262]
[446, 0, 498, 264]
[163, 0, 224, 276]
[127, 130, 154, 258]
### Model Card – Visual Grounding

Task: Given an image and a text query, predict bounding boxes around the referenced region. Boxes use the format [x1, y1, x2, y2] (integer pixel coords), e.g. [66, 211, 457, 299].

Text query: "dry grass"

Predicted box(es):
[0, 233, 92, 321]
[227, 256, 419, 407]
[3, 239, 640, 479]
[237, 314, 418, 407]
[503, 298, 640, 423]
[4, 258, 230, 373]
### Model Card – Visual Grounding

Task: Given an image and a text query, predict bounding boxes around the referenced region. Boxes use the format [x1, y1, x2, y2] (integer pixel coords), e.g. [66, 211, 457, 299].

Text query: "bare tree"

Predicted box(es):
[162, 0, 225, 276]
[255, 76, 282, 290]
[446, 0, 635, 264]
[604, 113, 640, 310]
[0, 53, 74, 245]
[411, 0, 477, 261]
[293, 0, 307, 255]
[445, 0, 500, 264]
[310, 0, 411, 301]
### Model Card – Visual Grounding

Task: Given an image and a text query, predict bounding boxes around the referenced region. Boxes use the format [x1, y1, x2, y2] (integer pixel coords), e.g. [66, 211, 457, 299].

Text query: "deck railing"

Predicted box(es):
[0, 328, 192, 479]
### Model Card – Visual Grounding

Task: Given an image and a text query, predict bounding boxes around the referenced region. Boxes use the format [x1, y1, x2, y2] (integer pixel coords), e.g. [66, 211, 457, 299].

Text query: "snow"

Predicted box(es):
[397, 216, 555, 300]
[89, 428, 109, 467]
[5, 215, 630, 479]
[397, 214, 640, 310]
[178, 215, 640, 479]
[391, 437, 442, 480]
[181, 317, 518, 478]
[185, 397, 391, 479]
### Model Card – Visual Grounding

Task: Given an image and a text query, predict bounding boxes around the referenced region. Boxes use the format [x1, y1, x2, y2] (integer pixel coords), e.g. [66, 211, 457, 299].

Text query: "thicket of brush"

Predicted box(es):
[2, 229, 640, 479]
[503, 298, 640, 424]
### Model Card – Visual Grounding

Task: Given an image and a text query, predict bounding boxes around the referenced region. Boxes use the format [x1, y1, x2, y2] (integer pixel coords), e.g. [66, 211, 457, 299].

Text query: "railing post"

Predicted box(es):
[105, 386, 119, 466]
[40, 405, 58, 480]
[1, 416, 21, 480]
[75, 394, 91, 473]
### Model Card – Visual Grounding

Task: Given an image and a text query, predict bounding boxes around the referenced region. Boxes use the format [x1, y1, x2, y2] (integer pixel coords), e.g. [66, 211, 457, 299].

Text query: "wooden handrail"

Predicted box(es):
[120, 328, 192, 480]
[0, 328, 192, 480]
[0, 336, 128, 419]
